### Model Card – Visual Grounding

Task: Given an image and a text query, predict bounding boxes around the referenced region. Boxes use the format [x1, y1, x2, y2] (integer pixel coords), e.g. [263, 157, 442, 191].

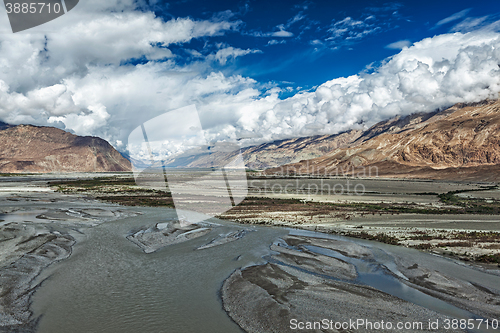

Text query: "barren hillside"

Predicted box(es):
[0, 124, 131, 173]
[266, 100, 500, 181]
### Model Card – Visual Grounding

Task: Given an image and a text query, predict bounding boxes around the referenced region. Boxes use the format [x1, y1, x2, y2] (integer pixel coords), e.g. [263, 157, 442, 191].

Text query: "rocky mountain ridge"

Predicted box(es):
[266, 100, 500, 181]
[0, 124, 131, 173]
[164, 130, 362, 170]
[3, 99, 500, 180]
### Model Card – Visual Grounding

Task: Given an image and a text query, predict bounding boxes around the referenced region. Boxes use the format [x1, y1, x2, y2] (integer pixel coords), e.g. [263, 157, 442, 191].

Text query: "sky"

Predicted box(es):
[1, 0, 500, 159]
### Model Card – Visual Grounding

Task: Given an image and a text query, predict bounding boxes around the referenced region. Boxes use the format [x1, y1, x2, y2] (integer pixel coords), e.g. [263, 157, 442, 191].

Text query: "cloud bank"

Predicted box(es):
[0, 1, 499, 157]
[256, 32, 500, 142]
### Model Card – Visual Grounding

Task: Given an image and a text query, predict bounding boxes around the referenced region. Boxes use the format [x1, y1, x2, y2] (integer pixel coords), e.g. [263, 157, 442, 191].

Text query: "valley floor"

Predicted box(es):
[1, 173, 500, 332]
[50, 174, 500, 265]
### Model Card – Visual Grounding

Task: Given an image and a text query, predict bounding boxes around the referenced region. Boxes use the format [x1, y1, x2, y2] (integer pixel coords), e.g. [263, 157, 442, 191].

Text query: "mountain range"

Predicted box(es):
[162, 99, 500, 181]
[265, 100, 500, 181]
[1, 99, 500, 180]
[162, 129, 362, 170]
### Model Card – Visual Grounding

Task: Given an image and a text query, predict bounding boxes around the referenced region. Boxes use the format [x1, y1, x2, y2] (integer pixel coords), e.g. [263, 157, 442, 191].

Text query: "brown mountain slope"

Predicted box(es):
[266, 100, 500, 181]
[240, 130, 362, 169]
[0, 124, 131, 173]
[164, 130, 362, 169]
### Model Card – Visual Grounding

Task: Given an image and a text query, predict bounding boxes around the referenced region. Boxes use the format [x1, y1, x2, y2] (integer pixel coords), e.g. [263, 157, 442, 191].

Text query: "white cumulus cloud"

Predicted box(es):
[242, 31, 500, 144]
[0, 1, 500, 159]
[385, 40, 412, 50]
[209, 47, 262, 65]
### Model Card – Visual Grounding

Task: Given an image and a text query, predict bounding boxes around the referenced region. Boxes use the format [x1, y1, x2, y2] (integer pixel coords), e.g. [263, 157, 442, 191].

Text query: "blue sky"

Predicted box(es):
[148, 0, 500, 90]
[1, 0, 500, 156]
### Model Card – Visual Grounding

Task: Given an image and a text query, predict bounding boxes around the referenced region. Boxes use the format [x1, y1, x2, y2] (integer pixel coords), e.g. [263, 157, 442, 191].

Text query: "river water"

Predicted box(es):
[26, 205, 500, 333]
[31, 207, 286, 333]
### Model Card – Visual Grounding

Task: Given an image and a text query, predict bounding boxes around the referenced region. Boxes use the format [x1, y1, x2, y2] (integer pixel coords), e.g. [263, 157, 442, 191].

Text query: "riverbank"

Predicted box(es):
[0, 176, 141, 332]
[222, 233, 500, 333]
[219, 176, 500, 266]
[220, 203, 500, 266]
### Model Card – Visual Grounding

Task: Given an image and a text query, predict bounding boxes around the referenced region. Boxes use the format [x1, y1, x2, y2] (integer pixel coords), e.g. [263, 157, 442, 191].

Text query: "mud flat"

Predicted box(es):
[126, 221, 212, 253]
[222, 234, 500, 333]
[41, 175, 500, 332]
[0, 226, 74, 332]
[222, 266, 455, 333]
[197, 229, 253, 250]
[0, 177, 140, 332]
[125, 221, 254, 253]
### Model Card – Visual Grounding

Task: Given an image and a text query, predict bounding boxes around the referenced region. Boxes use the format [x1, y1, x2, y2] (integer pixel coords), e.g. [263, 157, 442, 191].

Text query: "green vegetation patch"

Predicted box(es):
[475, 253, 500, 264]
[412, 243, 433, 250]
[451, 231, 500, 241]
[50, 176, 173, 208]
[95, 195, 174, 208]
[348, 231, 400, 245]
[50, 177, 171, 195]
[437, 186, 500, 214]
[50, 177, 137, 189]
